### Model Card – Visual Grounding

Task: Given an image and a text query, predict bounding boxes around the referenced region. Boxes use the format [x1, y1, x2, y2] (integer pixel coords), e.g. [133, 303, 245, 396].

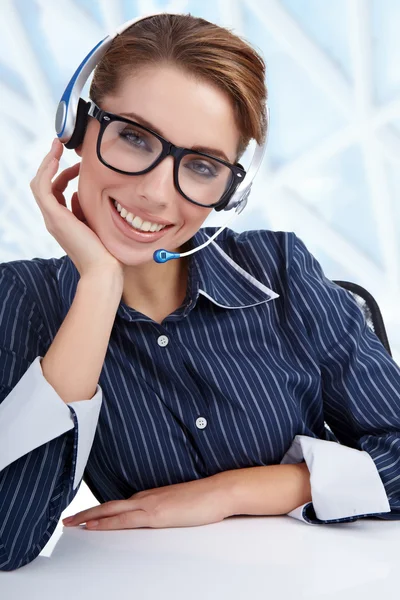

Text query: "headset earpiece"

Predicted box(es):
[64, 99, 91, 150]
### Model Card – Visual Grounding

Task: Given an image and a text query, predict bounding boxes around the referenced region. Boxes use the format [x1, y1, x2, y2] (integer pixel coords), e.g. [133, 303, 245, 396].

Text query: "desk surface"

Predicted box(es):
[1, 515, 399, 599]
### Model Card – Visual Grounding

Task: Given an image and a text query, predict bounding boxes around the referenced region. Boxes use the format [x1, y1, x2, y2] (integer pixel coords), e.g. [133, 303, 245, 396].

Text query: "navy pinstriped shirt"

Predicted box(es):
[1, 226, 400, 571]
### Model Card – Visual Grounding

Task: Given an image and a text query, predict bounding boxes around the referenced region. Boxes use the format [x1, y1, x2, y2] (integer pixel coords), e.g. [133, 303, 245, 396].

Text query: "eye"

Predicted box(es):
[120, 128, 152, 151]
[186, 160, 218, 178]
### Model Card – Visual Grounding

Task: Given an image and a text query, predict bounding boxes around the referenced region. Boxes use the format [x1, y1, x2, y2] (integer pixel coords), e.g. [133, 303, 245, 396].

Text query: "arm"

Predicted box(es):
[212, 462, 312, 517]
[0, 264, 122, 571]
[280, 235, 400, 524]
[41, 267, 123, 403]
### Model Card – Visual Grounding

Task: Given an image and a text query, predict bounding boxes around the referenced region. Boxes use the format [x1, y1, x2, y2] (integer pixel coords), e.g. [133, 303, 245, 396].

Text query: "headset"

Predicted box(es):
[55, 13, 269, 263]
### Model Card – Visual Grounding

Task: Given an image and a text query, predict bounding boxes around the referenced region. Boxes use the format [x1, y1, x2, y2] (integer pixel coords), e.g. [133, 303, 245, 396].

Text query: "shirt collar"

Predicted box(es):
[188, 228, 280, 309]
[56, 227, 279, 323]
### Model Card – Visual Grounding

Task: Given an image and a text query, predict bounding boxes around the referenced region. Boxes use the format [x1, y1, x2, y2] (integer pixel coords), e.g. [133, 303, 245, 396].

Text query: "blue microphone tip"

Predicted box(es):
[153, 249, 180, 263]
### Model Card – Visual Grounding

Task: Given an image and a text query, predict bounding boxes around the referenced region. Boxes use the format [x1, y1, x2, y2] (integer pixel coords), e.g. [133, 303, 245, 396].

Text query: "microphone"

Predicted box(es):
[153, 197, 248, 263]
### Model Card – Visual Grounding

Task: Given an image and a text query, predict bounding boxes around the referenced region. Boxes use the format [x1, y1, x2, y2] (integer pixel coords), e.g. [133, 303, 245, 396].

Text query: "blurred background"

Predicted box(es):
[1, 0, 399, 551]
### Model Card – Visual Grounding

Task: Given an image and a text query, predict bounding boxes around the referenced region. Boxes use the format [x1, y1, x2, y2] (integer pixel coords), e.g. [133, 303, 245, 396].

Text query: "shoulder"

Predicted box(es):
[0, 255, 65, 289]
[0, 255, 68, 313]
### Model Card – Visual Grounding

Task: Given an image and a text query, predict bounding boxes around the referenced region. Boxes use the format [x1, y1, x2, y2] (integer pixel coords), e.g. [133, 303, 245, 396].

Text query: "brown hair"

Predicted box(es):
[89, 13, 267, 160]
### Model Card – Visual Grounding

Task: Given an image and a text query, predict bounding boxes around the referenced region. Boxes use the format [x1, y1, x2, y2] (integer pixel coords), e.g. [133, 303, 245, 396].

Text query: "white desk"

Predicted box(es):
[1, 515, 399, 599]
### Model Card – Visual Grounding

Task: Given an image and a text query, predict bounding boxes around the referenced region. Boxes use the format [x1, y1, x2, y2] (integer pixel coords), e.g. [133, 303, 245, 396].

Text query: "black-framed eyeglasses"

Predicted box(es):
[87, 101, 246, 209]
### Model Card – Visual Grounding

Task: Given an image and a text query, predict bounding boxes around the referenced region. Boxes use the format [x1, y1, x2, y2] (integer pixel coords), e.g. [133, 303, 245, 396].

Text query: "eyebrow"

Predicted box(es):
[119, 111, 231, 163]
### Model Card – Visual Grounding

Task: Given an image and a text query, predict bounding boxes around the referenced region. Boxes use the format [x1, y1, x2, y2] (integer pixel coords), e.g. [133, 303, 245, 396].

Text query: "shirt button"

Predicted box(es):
[157, 335, 169, 347]
[196, 417, 207, 430]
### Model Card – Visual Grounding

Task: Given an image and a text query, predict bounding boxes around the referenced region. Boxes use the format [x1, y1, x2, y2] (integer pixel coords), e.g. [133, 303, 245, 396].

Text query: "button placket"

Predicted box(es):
[155, 331, 210, 440]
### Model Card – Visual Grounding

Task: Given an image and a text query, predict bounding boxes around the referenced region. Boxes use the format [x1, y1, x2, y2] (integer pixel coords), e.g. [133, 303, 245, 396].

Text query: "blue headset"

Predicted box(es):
[55, 13, 269, 263]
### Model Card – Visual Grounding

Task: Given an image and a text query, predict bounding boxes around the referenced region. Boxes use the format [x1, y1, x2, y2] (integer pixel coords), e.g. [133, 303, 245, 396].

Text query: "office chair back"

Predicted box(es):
[333, 280, 392, 357]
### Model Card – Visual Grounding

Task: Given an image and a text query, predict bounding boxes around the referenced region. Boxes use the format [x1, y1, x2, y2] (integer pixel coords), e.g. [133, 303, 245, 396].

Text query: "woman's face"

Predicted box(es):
[75, 64, 241, 267]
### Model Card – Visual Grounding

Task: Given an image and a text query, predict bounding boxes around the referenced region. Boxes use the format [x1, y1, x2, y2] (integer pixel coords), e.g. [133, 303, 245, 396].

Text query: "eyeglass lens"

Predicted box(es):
[100, 119, 234, 206]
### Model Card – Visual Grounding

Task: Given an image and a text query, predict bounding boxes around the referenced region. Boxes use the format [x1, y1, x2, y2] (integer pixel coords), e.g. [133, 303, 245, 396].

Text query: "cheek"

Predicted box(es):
[182, 205, 213, 234]
[76, 171, 93, 213]
[75, 173, 106, 230]
[76, 159, 109, 206]
[183, 199, 212, 219]
[195, 206, 213, 223]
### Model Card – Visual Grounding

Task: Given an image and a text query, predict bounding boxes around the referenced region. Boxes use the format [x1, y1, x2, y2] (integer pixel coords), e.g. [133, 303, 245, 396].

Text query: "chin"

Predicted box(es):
[102, 239, 158, 267]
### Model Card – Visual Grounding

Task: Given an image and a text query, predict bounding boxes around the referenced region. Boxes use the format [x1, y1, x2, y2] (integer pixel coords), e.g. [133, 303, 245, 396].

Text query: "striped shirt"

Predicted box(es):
[1, 226, 399, 571]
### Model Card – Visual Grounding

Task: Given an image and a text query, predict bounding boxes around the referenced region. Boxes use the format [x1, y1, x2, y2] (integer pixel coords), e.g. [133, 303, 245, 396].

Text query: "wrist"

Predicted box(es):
[209, 469, 243, 519]
[78, 268, 124, 311]
[80, 266, 124, 290]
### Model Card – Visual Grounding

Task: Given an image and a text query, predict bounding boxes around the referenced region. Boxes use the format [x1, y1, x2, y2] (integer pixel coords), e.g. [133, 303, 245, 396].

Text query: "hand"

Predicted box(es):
[62, 476, 233, 530]
[30, 137, 124, 279]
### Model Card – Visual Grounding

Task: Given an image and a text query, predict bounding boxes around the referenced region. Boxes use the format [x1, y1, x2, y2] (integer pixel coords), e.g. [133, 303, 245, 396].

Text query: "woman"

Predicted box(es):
[1, 13, 399, 572]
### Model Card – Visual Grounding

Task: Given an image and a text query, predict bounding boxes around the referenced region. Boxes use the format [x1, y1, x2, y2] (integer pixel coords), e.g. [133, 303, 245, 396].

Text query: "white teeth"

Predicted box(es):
[113, 200, 168, 232]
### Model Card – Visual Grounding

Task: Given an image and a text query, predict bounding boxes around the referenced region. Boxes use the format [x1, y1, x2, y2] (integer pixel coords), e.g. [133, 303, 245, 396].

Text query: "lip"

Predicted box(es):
[111, 198, 173, 226]
[109, 197, 173, 243]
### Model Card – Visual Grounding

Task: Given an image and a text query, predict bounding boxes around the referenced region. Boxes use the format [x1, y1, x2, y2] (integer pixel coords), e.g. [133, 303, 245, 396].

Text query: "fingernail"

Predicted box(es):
[52, 138, 59, 149]
[63, 517, 73, 525]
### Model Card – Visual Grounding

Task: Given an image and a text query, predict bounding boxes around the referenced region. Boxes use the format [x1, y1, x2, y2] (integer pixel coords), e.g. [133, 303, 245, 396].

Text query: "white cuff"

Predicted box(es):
[67, 388, 102, 490]
[0, 356, 102, 491]
[280, 435, 390, 522]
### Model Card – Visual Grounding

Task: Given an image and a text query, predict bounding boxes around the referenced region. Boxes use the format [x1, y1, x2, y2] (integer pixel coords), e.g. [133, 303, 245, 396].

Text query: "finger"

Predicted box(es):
[31, 159, 62, 217]
[35, 138, 64, 181]
[52, 162, 80, 195]
[63, 500, 134, 526]
[86, 510, 149, 530]
[30, 145, 64, 205]
[52, 163, 81, 207]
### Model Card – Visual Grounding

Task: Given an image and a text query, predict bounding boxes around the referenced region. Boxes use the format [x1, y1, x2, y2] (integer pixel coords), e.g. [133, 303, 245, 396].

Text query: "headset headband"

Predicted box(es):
[55, 12, 269, 213]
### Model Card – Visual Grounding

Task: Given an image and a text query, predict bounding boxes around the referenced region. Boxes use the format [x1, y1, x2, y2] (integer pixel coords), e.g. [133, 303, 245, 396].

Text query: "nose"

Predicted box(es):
[135, 155, 176, 208]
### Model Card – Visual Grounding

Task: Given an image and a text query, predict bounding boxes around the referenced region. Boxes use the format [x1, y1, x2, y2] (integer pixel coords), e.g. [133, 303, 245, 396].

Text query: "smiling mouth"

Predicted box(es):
[110, 197, 174, 234]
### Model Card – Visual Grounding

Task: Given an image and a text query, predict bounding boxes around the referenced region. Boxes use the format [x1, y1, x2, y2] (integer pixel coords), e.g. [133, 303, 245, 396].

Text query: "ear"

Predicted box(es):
[75, 144, 83, 157]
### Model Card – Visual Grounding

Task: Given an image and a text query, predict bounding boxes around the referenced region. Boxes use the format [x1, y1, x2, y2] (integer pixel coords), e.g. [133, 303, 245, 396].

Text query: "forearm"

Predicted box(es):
[41, 269, 123, 404]
[213, 463, 312, 517]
